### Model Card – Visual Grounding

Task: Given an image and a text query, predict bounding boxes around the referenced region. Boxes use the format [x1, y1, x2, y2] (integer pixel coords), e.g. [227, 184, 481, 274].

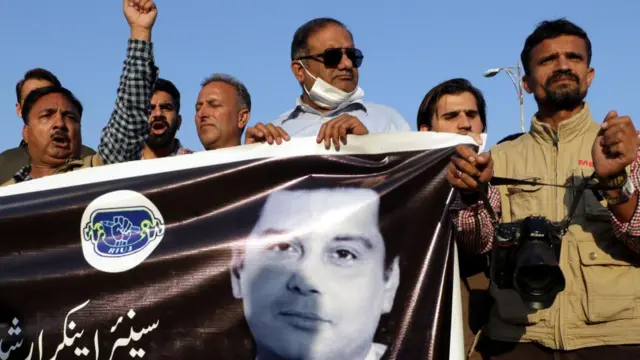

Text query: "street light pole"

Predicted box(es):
[483, 62, 526, 133]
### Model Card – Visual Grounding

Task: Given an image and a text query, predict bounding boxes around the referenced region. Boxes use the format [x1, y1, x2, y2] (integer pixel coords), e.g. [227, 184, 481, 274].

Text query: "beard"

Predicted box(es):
[538, 70, 587, 110]
[146, 117, 178, 149]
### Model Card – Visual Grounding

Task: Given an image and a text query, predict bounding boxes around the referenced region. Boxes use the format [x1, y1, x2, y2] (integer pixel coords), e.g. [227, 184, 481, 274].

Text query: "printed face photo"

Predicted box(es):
[231, 188, 400, 360]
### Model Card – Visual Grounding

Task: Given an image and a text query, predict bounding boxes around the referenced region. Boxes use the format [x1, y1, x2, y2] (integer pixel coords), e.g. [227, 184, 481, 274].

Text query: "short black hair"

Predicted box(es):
[15, 68, 62, 104]
[21, 85, 83, 125]
[291, 17, 353, 61]
[521, 18, 592, 75]
[416, 78, 487, 131]
[153, 78, 181, 114]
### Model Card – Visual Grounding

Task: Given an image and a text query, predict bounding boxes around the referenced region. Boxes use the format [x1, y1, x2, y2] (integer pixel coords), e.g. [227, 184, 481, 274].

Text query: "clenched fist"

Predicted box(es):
[592, 110, 638, 179]
[124, 0, 158, 40]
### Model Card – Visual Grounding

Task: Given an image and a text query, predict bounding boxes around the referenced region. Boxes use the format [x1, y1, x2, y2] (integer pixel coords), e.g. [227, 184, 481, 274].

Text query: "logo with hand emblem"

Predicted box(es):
[81, 190, 165, 273]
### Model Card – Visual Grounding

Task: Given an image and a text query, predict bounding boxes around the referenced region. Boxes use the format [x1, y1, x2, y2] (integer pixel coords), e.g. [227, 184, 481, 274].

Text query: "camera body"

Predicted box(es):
[490, 216, 566, 310]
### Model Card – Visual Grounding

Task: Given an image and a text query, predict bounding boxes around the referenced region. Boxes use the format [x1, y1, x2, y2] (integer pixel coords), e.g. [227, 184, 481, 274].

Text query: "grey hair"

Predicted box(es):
[200, 73, 252, 112]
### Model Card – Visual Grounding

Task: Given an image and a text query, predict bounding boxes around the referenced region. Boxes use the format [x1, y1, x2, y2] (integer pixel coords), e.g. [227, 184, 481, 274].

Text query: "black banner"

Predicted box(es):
[0, 134, 470, 360]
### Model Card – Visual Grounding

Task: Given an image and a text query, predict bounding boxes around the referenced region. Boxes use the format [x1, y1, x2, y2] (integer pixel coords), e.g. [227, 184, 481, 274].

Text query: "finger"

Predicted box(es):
[455, 145, 479, 163]
[253, 123, 271, 141]
[602, 116, 633, 130]
[602, 127, 626, 148]
[448, 163, 480, 190]
[265, 124, 283, 145]
[451, 156, 482, 178]
[329, 119, 345, 150]
[276, 127, 291, 141]
[244, 128, 262, 144]
[317, 123, 327, 144]
[602, 110, 619, 129]
[324, 119, 341, 150]
[318, 120, 334, 149]
[458, 171, 480, 189]
[143, 0, 156, 12]
[447, 164, 473, 190]
[338, 121, 349, 145]
[475, 152, 492, 166]
[478, 161, 494, 183]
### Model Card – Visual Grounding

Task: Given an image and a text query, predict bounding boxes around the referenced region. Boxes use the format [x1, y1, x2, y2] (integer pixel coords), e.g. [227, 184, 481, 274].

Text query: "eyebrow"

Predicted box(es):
[255, 230, 374, 249]
[258, 229, 287, 236]
[442, 109, 478, 116]
[333, 235, 373, 249]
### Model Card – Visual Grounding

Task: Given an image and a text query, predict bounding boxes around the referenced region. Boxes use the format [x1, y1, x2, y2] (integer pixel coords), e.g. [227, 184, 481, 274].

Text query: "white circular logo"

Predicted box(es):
[81, 190, 165, 273]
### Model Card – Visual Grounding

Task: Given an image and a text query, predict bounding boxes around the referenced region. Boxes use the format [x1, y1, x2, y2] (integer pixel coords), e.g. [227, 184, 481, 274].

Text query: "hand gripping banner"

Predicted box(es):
[0, 132, 476, 360]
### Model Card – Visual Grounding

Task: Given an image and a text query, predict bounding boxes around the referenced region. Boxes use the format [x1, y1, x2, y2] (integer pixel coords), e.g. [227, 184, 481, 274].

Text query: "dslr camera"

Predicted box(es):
[490, 216, 566, 310]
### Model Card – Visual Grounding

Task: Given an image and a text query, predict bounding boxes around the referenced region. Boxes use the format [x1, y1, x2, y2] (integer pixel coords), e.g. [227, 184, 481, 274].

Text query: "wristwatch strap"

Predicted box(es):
[599, 176, 636, 205]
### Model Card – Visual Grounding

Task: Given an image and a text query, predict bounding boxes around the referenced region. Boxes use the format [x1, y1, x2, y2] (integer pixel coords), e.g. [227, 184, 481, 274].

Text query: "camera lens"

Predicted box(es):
[514, 241, 566, 310]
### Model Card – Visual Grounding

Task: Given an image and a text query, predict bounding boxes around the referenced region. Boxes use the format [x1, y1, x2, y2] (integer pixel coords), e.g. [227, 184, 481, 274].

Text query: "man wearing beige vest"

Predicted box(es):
[448, 19, 640, 359]
[2, 0, 159, 187]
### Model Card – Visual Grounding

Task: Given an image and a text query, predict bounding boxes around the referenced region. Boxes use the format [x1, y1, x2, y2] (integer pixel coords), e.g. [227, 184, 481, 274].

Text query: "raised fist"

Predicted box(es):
[106, 215, 134, 245]
[124, 0, 158, 32]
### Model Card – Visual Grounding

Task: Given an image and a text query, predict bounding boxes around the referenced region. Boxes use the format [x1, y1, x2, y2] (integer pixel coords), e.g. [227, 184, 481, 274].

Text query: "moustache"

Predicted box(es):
[150, 116, 170, 127]
[51, 130, 70, 142]
[150, 117, 172, 133]
[546, 71, 580, 87]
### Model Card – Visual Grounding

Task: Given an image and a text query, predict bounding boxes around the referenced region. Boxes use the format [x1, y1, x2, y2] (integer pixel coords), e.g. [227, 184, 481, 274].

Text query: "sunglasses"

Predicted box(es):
[297, 47, 364, 69]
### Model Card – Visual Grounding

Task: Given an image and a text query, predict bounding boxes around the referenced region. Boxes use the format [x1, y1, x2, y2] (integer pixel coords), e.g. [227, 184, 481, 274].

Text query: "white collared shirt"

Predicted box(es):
[272, 98, 410, 137]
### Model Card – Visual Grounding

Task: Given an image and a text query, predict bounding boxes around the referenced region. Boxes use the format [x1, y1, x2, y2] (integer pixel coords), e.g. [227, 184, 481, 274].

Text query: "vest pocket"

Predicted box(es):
[505, 174, 544, 222]
[577, 241, 638, 323]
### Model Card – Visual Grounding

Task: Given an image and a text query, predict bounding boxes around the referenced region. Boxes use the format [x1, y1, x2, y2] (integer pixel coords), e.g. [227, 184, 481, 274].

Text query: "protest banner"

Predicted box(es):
[0, 132, 475, 359]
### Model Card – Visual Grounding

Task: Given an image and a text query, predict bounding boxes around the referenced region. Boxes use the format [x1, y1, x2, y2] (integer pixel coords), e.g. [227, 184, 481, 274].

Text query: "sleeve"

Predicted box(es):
[98, 38, 159, 165]
[610, 133, 640, 254]
[382, 106, 411, 132]
[449, 185, 501, 255]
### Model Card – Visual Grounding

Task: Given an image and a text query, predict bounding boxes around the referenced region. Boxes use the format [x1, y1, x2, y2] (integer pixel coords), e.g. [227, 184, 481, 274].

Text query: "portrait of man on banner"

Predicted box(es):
[230, 187, 401, 360]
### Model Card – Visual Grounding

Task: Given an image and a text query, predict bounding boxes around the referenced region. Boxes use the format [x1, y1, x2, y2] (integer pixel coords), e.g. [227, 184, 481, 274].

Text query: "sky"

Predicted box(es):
[1, 0, 638, 153]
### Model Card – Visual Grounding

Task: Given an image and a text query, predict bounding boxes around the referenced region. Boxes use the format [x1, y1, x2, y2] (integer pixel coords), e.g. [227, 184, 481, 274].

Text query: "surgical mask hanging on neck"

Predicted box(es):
[299, 61, 364, 110]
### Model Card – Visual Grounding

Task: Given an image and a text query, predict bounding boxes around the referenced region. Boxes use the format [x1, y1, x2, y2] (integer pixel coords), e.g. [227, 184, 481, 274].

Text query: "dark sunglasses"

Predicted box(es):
[297, 47, 364, 69]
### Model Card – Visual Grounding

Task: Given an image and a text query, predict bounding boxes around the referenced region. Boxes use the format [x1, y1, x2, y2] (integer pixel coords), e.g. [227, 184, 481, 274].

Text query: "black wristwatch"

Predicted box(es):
[595, 172, 636, 205]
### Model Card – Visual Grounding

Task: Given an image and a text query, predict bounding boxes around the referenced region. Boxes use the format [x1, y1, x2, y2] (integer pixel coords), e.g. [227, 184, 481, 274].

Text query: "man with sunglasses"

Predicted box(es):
[245, 18, 409, 150]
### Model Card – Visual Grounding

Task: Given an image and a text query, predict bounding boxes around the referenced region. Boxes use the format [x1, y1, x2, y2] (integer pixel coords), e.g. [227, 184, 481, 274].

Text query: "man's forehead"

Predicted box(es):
[152, 91, 174, 104]
[437, 93, 478, 112]
[198, 82, 234, 101]
[532, 35, 587, 58]
[307, 25, 354, 52]
[253, 188, 380, 231]
[33, 93, 75, 110]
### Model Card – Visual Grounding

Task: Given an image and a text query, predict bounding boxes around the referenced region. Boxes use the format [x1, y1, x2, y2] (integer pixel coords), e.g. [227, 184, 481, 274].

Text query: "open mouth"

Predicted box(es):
[151, 121, 168, 134]
[51, 134, 70, 148]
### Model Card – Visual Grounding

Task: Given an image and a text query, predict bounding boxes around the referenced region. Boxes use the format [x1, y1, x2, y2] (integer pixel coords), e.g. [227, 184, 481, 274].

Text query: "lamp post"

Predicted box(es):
[484, 62, 525, 133]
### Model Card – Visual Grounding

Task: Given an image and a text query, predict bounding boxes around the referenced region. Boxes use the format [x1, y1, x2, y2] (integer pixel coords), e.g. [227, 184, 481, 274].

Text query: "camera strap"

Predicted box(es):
[477, 174, 599, 235]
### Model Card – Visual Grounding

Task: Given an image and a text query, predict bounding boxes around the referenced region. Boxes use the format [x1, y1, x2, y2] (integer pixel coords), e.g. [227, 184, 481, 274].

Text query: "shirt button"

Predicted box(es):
[588, 252, 597, 261]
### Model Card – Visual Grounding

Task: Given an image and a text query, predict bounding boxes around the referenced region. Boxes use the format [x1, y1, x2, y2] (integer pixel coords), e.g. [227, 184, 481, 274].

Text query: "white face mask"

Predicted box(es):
[299, 61, 364, 110]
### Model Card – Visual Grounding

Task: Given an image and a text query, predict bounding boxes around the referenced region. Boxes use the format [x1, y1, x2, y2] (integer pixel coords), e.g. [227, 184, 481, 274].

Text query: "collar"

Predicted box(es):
[287, 96, 368, 120]
[364, 343, 388, 360]
[12, 156, 84, 184]
[141, 138, 192, 159]
[530, 102, 594, 144]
